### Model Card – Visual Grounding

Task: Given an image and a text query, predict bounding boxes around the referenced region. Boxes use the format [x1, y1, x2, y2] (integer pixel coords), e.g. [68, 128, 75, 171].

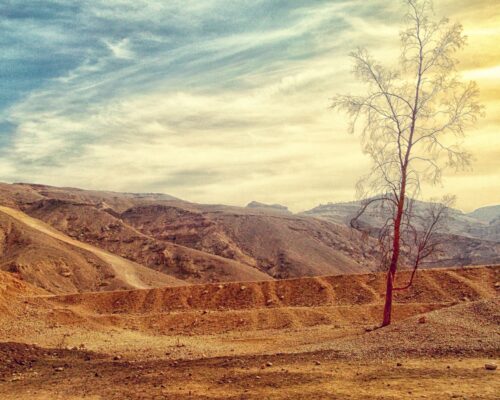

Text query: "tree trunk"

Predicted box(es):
[382, 260, 397, 326]
[381, 188, 405, 327]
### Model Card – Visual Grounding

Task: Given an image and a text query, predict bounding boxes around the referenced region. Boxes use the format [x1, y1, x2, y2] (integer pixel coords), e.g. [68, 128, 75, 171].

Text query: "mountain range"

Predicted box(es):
[0, 182, 498, 294]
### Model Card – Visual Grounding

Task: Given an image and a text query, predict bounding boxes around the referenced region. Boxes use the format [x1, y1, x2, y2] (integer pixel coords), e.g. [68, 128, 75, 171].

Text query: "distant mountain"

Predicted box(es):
[246, 201, 291, 214]
[466, 205, 500, 223]
[302, 199, 500, 243]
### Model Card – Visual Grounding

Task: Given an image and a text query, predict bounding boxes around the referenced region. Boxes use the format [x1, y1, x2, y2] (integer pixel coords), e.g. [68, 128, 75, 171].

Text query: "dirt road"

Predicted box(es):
[0, 206, 157, 289]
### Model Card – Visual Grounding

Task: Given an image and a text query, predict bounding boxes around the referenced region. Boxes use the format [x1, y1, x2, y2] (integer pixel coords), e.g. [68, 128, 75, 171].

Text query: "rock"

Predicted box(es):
[266, 361, 273, 367]
[240, 285, 247, 291]
[485, 363, 497, 370]
[266, 299, 274, 305]
[314, 360, 321, 365]
[113, 355, 122, 360]
[418, 316, 427, 324]
[54, 367, 64, 372]
[255, 375, 261, 380]
[396, 362, 403, 367]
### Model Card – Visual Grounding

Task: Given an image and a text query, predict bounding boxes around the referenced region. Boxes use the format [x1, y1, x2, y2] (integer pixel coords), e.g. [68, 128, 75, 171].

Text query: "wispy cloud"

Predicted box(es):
[104, 38, 134, 59]
[0, 0, 498, 211]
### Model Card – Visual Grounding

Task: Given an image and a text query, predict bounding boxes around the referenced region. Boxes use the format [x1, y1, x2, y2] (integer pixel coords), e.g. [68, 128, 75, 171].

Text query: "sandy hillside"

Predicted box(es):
[0, 182, 384, 282]
[0, 265, 498, 399]
[0, 206, 183, 293]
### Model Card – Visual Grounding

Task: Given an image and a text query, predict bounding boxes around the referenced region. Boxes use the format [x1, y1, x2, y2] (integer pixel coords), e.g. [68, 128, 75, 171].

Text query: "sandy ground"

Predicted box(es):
[0, 267, 498, 399]
[0, 345, 498, 399]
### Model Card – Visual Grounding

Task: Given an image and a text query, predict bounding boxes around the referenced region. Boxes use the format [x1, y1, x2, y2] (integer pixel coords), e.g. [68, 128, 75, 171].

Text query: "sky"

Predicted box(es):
[0, 0, 498, 212]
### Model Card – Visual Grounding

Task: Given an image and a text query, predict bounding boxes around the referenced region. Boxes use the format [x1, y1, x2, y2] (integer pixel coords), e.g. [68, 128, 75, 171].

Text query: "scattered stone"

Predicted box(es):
[266, 361, 273, 367]
[418, 316, 427, 324]
[240, 285, 247, 291]
[255, 375, 261, 380]
[113, 355, 122, 361]
[396, 362, 403, 367]
[218, 285, 224, 289]
[266, 299, 274, 305]
[278, 295, 285, 300]
[485, 363, 497, 371]
[54, 367, 64, 372]
[314, 360, 321, 365]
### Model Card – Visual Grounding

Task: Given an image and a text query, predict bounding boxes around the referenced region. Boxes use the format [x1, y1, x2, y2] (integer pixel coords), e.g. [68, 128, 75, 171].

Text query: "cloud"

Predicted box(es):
[0, 0, 498, 212]
[104, 38, 134, 59]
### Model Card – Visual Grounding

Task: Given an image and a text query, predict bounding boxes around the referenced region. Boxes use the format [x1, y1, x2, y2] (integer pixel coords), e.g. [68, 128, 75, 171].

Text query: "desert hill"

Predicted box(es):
[468, 204, 500, 223]
[21, 199, 271, 285]
[0, 182, 498, 294]
[245, 201, 292, 214]
[0, 206, 184, 293]
[304, 198, 500, 242]
[303, 198, 500, 266]
[120, 203, 378, 278]
[0, 183, 380, 291]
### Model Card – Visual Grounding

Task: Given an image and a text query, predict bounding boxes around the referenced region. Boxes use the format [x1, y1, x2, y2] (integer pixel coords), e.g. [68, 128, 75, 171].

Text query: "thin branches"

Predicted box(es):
[331, 0, 482, 326]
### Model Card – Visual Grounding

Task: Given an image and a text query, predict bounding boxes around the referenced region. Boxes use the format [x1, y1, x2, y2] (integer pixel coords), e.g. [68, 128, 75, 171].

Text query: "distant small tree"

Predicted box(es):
[331, 0, 482, 326]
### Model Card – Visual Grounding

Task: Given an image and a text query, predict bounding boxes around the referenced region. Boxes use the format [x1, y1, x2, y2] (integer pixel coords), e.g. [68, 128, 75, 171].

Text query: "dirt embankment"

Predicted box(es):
[51, 265, 499, 314]
[0, 266, 498, 399]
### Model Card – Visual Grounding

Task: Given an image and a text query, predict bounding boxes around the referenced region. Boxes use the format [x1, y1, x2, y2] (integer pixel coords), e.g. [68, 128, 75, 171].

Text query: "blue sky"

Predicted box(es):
[0, 0, 498, 211]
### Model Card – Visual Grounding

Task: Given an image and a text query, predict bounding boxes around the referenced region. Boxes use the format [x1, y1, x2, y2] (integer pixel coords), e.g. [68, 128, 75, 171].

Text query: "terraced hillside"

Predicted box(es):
[10, 265, 498, 339]
[0, 265, 498, 399]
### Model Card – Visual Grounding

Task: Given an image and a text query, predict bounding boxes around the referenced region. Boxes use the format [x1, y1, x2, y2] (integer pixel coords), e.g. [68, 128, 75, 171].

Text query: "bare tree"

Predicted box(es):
[332, 0, 483, 326]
